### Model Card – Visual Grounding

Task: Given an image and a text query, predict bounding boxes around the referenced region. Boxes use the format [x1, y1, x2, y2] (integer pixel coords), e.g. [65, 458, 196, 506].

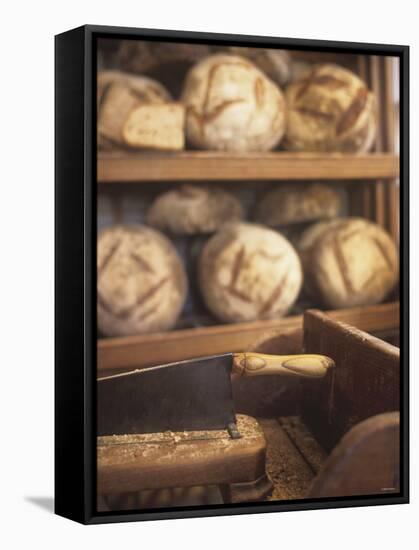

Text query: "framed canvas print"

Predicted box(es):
[55, 25, 409, 524]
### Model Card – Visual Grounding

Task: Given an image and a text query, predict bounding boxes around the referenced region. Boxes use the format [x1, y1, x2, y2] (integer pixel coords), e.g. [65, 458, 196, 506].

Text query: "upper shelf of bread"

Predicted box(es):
[97, 43, 399, 183]
[97, 151, 399, 182]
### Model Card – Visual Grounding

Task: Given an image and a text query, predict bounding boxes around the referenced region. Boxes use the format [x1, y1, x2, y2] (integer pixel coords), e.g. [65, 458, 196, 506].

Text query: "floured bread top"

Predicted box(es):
[147, 185, 244, 234]
[298, 218, 398, 308]
[284, 64, 377, 152]
[182, 54, 286, 152]
[199, 223, 302, 322]
[255, 183, 342, 226]
[97, 225, 187, 336]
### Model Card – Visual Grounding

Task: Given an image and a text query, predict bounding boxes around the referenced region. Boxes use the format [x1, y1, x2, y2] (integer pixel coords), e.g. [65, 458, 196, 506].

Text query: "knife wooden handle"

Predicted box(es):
[232, 353, 334, 378]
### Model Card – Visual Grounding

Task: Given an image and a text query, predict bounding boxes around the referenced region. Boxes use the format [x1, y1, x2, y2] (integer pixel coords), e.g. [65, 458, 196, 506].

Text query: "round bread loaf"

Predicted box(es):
[97, 71, 171, 148]
[198, 223, 303, 322]
[284, 64, 377, 152]
[146, 185, 244, 234]
[255, 183, 342, 226]
[182, 54, 286, 152]
[298, 218, 398, 308]
[97, 225, 187, 336]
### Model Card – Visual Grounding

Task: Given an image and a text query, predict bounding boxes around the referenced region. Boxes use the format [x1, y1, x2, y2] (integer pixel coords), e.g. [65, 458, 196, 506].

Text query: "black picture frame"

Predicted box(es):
[55, 24, 409, 525]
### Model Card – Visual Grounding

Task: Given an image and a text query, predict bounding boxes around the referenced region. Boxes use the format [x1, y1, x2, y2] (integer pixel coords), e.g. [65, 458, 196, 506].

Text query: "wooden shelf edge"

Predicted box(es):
[97, 152, 399, 182]
[97, 301, 399, 372]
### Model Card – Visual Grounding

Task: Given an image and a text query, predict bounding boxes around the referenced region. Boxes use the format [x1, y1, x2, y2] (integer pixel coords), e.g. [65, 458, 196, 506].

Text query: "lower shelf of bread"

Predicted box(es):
[97, 301, 399, 373]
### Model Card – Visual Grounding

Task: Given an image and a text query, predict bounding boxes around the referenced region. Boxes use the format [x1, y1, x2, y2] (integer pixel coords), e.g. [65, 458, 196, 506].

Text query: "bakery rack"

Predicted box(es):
[96, 53, 400, 374]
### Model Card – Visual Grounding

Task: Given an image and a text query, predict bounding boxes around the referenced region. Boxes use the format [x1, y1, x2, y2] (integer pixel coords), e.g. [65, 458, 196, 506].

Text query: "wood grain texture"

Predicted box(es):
[308, 412, 400, 497]
[97, 414, 266, 496]
[97, 301, 399, 373]
[302, 309, 399, 451]
[97, 151, 399, 182]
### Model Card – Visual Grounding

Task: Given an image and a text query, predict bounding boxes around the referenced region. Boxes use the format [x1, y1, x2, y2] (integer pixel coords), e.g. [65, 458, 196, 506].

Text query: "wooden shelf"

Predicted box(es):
[97, 151, 399, 183]
[97, 301, 399, 373]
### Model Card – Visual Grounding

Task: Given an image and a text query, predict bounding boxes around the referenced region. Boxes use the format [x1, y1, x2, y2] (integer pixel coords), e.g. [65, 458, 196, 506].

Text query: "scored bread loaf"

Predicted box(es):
[182, 54, 286, 152]
[146, 185, 244, 234]
[97, 70, 171, 148]
[97, 225, 187, 336]
[198, 223, 303, 323]
[255, 183, 342, 226]
[123, 102, 185, 151]
[298, 218, 398, 308]
[284, 64, 377, 152]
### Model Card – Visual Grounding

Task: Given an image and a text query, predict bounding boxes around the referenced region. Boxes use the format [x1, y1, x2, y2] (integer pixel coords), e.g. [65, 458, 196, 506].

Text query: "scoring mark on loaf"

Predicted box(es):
[336, 87, 368, 136]
[187, 60, 254, 139]
[360, 271, 380, 292]
[128, 88, 150, 103]
[135, 305, 159, 322]
[295, 107, 335, 122]
[225, 286, 253, 303]
[222, 245, 254, 304]
[295, 68, 317, 100]
[98, 82, 113, 116]
[97, 290, 114, 315]
[372, 237, 395, 271]
[254, 77, 265, 108]
[98, 239, 121, 277]
[339, 227, 363, 243]
[248, 250, 286, 262]
[203, 99, 246, 123]
[296, 70, 347, 100]
[230, 245, 245, 288]
[98, 276, 170, 320]
[259, 272, 289, 314]
[331, 235, 355, 295]
[221, 246, 290, 312]
[130, 253, 155, 274]
[187, 102, 245, 140]
[117, 276, 170, 319]
[202, 61, 252, 113]
[270, 96, 286, 134]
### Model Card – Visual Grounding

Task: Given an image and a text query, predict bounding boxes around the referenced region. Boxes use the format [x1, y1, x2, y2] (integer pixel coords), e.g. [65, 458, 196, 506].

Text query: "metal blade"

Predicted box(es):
[97, 353, 236, 436]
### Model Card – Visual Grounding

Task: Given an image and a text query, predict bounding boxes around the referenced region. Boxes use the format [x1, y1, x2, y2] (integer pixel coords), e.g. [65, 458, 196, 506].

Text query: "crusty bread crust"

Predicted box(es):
[97, 225, 187, 336]
[147, 185, 244, 234]
[298, 218, 398, 308]
[182, 54, 286, 152]
[255, 183, 342, 226]
[198, 223, 302, 322]
[284, 64, 377, 152]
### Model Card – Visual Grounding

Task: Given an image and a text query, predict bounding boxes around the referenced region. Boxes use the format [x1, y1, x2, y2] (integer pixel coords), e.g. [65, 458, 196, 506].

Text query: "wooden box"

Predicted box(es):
[245, 309, 400, 500]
